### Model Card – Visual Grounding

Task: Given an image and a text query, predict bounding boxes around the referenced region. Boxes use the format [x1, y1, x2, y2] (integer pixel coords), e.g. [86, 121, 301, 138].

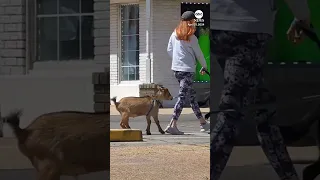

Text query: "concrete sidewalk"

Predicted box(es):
[110, 105, 210, 115]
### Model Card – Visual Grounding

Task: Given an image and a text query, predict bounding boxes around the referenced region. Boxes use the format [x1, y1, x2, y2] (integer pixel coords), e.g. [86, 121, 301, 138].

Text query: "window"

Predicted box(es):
[37, 0, 94, 61]
[120, 4, 139, 81]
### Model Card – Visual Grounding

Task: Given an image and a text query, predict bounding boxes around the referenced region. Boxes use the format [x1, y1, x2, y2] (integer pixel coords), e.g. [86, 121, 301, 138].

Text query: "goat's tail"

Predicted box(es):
[111, 96, 117, 105]
[111, 96, 120, 112]
[3, 109, 28, 142]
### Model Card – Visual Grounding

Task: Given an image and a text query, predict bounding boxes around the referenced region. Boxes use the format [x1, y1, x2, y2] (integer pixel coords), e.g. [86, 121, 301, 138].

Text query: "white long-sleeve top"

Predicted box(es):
[167, 31, 207, 73]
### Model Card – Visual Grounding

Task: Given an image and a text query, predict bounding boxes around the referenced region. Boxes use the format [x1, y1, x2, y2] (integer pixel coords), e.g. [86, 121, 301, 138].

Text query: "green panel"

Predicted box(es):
[195, 28, 210, 81]
[181, 2, 210, 82]
[269, 0, 320, 62]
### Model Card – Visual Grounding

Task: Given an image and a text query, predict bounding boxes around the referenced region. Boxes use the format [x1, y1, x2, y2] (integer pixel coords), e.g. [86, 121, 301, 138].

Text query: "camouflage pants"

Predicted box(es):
[210, 30, 298, 180]
[172, 71, 203, 120]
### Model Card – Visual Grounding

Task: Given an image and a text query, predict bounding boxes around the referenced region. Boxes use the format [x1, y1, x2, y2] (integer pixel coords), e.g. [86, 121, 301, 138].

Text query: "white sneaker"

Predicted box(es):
[165, 126, 184, 135]
[200, 121, 210, 132]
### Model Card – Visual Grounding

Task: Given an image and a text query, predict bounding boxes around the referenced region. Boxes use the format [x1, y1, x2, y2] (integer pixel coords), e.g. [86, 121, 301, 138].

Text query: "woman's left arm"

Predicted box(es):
[167, 34, 173, 58]
[191, 35, 207, 69]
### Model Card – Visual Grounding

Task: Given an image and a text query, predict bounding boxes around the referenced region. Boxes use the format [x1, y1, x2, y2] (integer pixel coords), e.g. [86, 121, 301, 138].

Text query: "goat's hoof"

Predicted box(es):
[160, 130, 165, 134]
[146, 132, 151, 135]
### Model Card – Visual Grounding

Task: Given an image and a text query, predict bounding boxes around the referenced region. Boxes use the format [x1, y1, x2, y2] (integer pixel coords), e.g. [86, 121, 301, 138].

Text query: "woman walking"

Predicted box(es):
[165, 11, 210, 135]
[210, 0, 311, 179]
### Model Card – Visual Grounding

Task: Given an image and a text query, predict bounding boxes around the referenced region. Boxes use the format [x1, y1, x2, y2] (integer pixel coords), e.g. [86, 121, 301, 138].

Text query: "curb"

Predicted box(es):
[110, 129, 143, 142]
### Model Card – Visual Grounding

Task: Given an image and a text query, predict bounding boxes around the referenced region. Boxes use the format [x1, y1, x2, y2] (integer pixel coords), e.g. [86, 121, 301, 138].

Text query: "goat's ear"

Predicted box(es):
[158, 87, 165, 92]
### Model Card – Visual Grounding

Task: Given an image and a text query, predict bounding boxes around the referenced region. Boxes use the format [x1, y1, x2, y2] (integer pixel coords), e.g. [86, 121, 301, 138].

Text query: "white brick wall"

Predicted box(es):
[109, 3, 119, 85]
[138, 1, 147, 83]
[110, 1, 148, 86]
[0, 0, 26, 75]
[94, 0, 109, 65]
[110, 1, 142, 100]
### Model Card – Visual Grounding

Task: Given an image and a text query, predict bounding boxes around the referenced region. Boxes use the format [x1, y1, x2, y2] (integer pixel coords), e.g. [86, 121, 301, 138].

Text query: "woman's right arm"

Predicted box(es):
[190, 35, 207, 69]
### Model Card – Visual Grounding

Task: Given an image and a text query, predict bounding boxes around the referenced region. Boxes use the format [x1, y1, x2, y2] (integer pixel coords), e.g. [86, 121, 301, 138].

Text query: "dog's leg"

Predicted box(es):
[152, 115, 165, 134]
[146, 115, 152, 135]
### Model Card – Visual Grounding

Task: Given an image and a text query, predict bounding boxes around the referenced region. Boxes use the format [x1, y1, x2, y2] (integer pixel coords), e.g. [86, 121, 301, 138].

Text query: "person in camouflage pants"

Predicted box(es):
[172, 71, 203, 121]
[210, 30, 299, 180]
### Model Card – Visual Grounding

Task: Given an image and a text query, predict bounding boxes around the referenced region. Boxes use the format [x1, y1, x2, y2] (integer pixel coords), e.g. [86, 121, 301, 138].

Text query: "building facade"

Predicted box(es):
[0, 0, 109, 136]
[110, 0, 210, 107]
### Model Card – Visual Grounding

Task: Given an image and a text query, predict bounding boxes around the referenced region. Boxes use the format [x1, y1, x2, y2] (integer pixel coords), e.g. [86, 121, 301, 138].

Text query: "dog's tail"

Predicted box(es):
[3, 109, 28, 143]
[280, 105, 320, 144]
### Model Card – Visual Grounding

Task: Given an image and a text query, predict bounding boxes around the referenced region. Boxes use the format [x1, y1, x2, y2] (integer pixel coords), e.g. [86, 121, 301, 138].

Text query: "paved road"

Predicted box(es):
[221, 164, 318, 180]
[0, 170, 109, 180]
[0, 165, 318, 180]
[110, 114, 210, 146]
[109, 114, 320, 180]
[221, 146, 320, 180]
[0, 138, 109, 180]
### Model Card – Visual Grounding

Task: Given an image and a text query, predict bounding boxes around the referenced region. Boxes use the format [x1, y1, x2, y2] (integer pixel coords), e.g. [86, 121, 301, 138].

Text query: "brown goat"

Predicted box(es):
[4, 110, 109, 180]
[111, 85, 173, 135]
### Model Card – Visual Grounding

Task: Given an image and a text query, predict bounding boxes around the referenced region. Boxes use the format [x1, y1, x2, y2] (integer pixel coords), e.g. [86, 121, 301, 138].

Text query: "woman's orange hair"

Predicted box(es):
[175, 20, 196, 41]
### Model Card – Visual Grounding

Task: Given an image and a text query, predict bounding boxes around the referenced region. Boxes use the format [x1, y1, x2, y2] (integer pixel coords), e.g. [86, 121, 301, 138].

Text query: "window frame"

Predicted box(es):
[119, 3, 140, 83]
[26, 0, 96, 73]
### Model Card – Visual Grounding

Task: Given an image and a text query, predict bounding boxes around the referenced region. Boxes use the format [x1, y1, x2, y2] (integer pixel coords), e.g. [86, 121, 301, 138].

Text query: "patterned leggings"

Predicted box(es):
[210, 30, 299, 180]
[172, 71, 203, 121]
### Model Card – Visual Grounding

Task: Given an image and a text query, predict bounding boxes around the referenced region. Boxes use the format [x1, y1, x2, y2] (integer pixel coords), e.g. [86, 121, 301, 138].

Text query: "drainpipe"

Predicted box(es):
[145, 0, 152, 83]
